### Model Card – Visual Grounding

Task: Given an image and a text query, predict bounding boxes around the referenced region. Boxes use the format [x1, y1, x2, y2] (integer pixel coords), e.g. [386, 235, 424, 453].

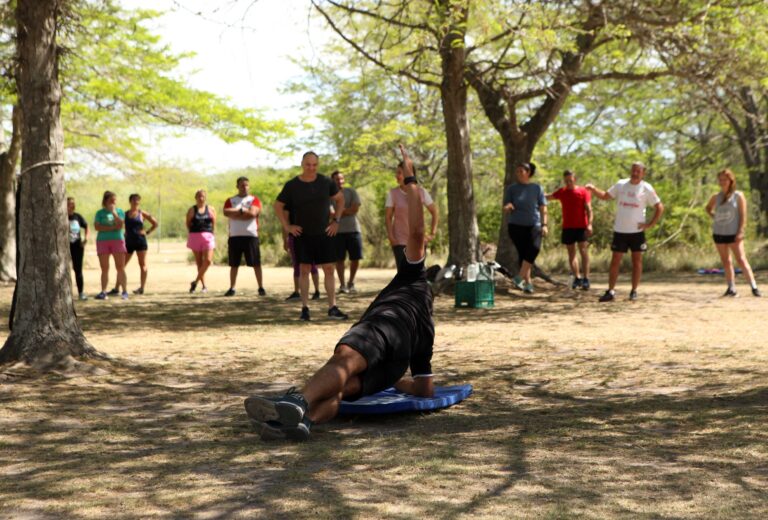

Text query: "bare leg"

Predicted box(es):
[253, 265, 263, 289]
[194, 251, 204, 282]
[630, 251, 643, 291]
[336, 260, 346, 288]
[293, 275, 300, 293]
[311, 271, 320, 292]
[299, 263, 311, 307]
[98, 254, 110, 292]
[730, 241, 757, 287]
[566, 243, 579, 278]
[519, 260, 533, 285]
[136, 250, 148, 290]
[578, 241, 590, 279]
[114, 252, 127, 293]
[229, 266, 238, 289]
[349, 259, 359, 285]
[322, 263, 336, 308]
[608, 252, 623, 291]
[114, 252, 133, 291]
[715, 243, 733, 287]
[301, 344, 367, 424]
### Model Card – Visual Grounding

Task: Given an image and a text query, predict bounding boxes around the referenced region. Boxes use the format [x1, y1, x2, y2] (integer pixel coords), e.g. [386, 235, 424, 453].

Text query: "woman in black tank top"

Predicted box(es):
[186, 189, 217, 293]
[111, 193, 158, 296]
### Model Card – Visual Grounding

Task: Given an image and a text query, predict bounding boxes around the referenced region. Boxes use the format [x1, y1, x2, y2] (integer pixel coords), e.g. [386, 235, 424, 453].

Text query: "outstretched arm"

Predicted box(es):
[399, 144, 426, 262]
[585, 184, 613, 201]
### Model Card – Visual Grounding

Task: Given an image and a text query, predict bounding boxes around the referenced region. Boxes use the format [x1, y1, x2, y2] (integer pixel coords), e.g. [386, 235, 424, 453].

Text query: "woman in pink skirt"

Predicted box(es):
[186, 189, 217, 293]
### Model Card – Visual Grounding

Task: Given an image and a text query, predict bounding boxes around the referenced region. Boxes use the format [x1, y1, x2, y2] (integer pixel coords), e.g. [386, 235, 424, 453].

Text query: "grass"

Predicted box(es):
[1, 241, 767, 518]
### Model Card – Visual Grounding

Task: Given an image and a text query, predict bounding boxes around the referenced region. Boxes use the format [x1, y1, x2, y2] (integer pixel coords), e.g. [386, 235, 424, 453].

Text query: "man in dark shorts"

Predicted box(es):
[274, 152, 348, 321]
[223, 176, 265, 296]
[331, 170, 363, 294]
[247, 145, 434, 441]
[547, 170, 593, 290]
[587, 163, 664, 302]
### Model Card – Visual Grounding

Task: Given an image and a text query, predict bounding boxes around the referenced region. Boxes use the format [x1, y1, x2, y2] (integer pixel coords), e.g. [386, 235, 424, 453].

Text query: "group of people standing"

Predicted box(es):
[503, 162, 761, 299]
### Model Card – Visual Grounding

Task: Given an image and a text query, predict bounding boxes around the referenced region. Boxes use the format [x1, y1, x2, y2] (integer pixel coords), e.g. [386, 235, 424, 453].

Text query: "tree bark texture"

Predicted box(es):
[0, 104, 21, 282]
[0, 0, 95, 366]
[438, 0, 479, 266]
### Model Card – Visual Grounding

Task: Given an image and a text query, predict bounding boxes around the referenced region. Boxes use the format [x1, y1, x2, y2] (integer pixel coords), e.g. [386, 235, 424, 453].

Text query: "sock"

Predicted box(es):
[728, 281, 736, 290]
[750, 281, 758, 290]
[608, 289, 615, 295]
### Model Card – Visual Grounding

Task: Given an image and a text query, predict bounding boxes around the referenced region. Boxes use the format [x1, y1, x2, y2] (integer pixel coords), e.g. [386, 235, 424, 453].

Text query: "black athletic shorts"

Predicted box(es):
[335, 232, 363, 261]
[228, 236, 261, 267]
[561, 228, 588, 245]
[611, 231, 647, 253]
[713, 234, 737, 244]
[392, 245, 406, 268]
[507, 224, 542, 265]
[125, 236, 148, 254]
[294, 234, 336, 265]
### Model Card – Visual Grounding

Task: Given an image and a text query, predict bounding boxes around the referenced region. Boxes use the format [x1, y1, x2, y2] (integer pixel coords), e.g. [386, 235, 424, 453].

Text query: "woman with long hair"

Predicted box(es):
[111, 193, 158, 295]
[705, 169, 761, 297]
[186, 189, 216, 293]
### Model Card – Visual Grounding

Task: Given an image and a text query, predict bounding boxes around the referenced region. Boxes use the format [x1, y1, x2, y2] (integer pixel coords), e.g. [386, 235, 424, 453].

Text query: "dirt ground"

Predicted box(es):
[1, 242, 767, 519]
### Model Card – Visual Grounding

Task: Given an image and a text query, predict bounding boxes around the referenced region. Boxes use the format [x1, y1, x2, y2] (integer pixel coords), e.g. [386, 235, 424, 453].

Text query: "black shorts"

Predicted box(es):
[335, 232, 363, 261]
[228, 236, 261, 267]
[561, 228, 588, 245]
[713, 234, 737, 244]
[125, 236, 148, 254]
[392, 245, 406, 268]
[507, 224, 542, 265]
[611, 232, 647, 253]
[294, 234, 336, 265]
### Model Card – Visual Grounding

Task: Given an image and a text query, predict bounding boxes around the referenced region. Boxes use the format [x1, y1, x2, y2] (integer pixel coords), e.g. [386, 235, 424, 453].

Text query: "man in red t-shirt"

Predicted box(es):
[547, 170, 593, 289]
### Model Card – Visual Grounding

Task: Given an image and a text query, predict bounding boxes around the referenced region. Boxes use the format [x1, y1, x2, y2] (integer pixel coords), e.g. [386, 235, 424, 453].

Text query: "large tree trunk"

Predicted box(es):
[438, 0, 479, 266]
[0, 0, 97, 367]
[734, 87, 768, 234]
[0, 104, 22, 282]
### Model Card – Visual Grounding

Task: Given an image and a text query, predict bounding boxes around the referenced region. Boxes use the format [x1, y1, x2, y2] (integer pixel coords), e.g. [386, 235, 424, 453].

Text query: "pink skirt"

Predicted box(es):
[187, 232, 215, 252]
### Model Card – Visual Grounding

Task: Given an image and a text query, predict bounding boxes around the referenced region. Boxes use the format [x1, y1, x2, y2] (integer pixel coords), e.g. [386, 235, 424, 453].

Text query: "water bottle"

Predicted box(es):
[467, 263, 478, 282]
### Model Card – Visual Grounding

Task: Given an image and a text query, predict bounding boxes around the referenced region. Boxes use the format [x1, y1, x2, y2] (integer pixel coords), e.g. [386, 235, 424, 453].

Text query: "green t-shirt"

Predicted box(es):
[94, 208, 125, 241]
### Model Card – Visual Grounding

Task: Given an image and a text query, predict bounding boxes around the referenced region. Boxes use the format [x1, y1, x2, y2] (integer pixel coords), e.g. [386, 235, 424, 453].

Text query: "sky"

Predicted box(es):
[121, 0, 330, 171]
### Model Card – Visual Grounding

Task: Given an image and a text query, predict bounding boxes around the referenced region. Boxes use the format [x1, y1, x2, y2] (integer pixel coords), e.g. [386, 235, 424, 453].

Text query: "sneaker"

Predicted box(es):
[512, 276, 524, 291]
[253, 415, 313, 442]
[189, 281, 197, 294]
[201, 287, 208, 294]
[95, 292, 107, 300]
[338, 284, 348, 294]
[224, 288, 236, 297]
[753, 287, 762, 297]
[312, 290, 320, 300]
[133, 287, 144, 295]
[599, 290, 615, 302]
[523, 283, 534, 294]
[258, 287, 266, 296]
[723, 287, 737, 297]
[286, 291, 300, 301]
[121, 291, 129, 300]
[328, 306, 349, 320]
[348, 282, 357, 294]
[107, 288, 120, 296]
[78, 293, 88, 301]
[245, 387, 308, 428]
[571, 277, 582, 290]
[628, 290, 638, 301]
[581, 278, 590, 291]
[300, 306, 310, 321]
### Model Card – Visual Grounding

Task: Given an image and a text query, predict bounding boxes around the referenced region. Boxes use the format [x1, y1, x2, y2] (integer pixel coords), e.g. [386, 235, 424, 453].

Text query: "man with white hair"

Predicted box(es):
[586, 163, 664, 302]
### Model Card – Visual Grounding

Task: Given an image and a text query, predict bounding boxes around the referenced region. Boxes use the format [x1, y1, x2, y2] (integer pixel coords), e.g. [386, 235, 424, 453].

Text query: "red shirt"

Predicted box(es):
[551, 186, 591, 229]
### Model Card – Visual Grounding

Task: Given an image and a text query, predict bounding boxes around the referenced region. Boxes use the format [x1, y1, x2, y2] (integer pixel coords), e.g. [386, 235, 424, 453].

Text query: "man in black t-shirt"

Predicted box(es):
[275, 151, 348, 321]
[67, 197, 90, 300]
[248, 145, 435, 441]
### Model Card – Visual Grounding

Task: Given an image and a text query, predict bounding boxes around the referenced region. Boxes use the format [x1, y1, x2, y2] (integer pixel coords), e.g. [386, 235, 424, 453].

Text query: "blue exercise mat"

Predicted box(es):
[698, 268, 742, 275]
[338, 384, 473, 415]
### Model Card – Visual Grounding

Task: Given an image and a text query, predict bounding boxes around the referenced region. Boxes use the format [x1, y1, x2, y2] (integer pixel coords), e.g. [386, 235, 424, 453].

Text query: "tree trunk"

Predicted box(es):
[0, 104, 22, 282]
[438, 0, 479, 266]
[0, 0, 97, 367]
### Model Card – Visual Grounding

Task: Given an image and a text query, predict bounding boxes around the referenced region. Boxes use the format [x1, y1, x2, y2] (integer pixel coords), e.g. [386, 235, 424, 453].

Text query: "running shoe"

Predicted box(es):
[338, 284, 348, 294]
[200, 287, 208, 294]
[258, 287, 266, 296]
[628, 290, 638, 301]
[286, 291, 300, 301]
[95, 292, 107, 300]
[244, 387, 308, 427]
[523, 283, 535, 294]
[581, 278, 591, 291]
[348, 282, 357, 294]
[723, 287, 737, 297]
[598, 290, 615, 302]
[78, 293, 88, 301]
[328, 306, 348, 320]
[189, 281, 197, 294]
[300, 306, 311, 321]
[571, 277, 582, 290]
[512, 275, 524, 291]
[224, 288, 236, 297]
[133, 287, 144, 295]
[121, 291, 129, 300]
[312, 290, 320, 300]
[752, 287, 761, 297]
[253, 415, 313, 442]
[107, 288, 120, 296]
